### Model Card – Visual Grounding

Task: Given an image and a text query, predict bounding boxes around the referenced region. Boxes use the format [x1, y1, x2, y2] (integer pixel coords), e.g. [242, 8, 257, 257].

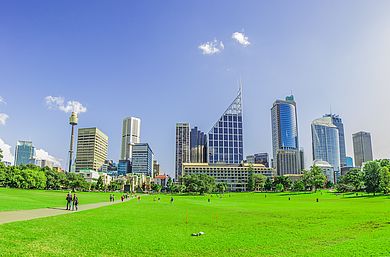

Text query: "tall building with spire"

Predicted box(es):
[120, 117, 141, 161]
[271, 95, 302, 175]
[208, 89, 243, 164]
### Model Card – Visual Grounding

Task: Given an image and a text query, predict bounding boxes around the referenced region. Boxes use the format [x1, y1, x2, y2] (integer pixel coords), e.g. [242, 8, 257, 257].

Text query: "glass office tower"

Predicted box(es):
[271, 95, 302, 175]
[190, 126, 207, 163]
[311, 116, 341, 182]
[14, 140, 36, 166]
[208, 90, 243, 164]
[323, 114, 346, 167]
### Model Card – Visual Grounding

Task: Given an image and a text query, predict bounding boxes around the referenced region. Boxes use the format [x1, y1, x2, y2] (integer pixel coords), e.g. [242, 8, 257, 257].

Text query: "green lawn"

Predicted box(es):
[0, 188, 123, 211]
[1, 191, 390, 256]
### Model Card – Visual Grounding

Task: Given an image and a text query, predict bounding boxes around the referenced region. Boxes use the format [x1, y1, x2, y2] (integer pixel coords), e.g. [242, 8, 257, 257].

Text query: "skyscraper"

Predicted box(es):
[132, 143, 154, 176]
[208, 89, 243, 164]
[190, 126, 207, 163]
[311, 116, 341, 181]
[75, 127, 108, 172]
[353, 131, 373, 167]
[14, 140, 36, 166]
[323, 114, 346, 167]
[271, 95, 302, 175]
[120, 117, 141, 161]
[175, 123, 190, 180]
[246, 153, 269, 167]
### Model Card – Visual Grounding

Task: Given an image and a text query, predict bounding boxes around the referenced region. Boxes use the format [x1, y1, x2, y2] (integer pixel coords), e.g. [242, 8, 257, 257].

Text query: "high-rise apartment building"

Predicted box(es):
[14, 140, 36, 166]
[75, 127, 108, 172]
[323, 114, 346, 167]
[175, 123, 190, 180]
[311, 116, 341, 181]
[132, 143, 154, 176]
[246, 153, 269, 167]
[190, 126, 207, 163]
[208, 90, 243, 164]
[271, 95, 302, 175]
[353, 131, 373, 167]
[120, 117, 141, 161]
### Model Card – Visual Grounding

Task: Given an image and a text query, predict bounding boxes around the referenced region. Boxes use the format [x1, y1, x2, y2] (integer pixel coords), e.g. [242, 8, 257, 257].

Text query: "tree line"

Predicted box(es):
[336, 160, 390, 195]
[0, 163, 123, 191]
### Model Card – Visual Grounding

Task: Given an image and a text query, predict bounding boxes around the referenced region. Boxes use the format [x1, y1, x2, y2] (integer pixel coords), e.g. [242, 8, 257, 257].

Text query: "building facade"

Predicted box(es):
[118, 160, 131, 176]
[311, 116, 341, 180]
[132, 143, 154, 176]
[323, 114, 347, 167]
[271, 95, 302, 175]
[120, 117, 141, 161]
[246, 153, 269, 167]
[208, 90, 243, 164]
[182, 163, 275, 192]
[175, 123, 190, 180]
[190, 126, 207, 163]
[14, 140, 36, 166]
[353, 131, 373, 167]
[75, 127, 108, 172]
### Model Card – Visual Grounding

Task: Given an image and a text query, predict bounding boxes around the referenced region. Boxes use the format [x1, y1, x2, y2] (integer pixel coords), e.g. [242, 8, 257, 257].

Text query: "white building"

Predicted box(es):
[182, 163, 275, 192]
[121, 117, 141, 161]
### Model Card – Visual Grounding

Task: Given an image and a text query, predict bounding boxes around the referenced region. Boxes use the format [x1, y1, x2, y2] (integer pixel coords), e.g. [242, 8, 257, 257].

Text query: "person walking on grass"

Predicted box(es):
[66, 192, 72, 210]
[72, 194, 79, 211]
[121, 195, 124, 202]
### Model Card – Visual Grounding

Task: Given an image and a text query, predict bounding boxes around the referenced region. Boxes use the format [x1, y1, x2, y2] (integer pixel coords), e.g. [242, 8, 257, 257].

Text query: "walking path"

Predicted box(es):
[0, 198, 132, 225]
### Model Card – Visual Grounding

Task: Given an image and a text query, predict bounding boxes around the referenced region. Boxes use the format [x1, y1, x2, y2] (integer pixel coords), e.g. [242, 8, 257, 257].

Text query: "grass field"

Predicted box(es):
[0, 188, 123, 211]
[1, 191, 390, 256]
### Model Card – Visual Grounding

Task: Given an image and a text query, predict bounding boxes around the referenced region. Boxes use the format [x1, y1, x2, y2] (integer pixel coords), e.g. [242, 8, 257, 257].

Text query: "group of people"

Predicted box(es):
[110, 193, 130, 202]
[65, 192, 79, 211]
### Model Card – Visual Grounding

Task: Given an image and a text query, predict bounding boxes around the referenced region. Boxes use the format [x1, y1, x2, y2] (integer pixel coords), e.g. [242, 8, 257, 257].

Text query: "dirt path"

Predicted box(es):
[0, 198, 132, 225]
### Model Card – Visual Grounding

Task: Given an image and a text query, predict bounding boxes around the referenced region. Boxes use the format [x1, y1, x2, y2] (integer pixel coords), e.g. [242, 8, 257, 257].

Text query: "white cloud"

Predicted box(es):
[35, 148, 61, 167]
[0, 113, 9, 125]
[198, 39, 224, 55]
[45, 96, 87, 114]
[0, 96, 6, 104]
[232, 32, 251, 47]
[0, 138, 14, 163]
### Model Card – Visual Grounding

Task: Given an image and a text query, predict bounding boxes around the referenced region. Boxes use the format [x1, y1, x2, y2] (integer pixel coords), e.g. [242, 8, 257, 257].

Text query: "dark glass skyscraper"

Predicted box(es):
[271, 95, 302, 175]
[323, 114, 346, 167]
[190, 127, 207, 163]
[208, 90, 243, 164]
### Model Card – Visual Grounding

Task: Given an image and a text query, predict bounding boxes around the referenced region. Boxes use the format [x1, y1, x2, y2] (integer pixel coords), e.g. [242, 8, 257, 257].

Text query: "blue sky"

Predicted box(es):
[1, 1, 390, 175]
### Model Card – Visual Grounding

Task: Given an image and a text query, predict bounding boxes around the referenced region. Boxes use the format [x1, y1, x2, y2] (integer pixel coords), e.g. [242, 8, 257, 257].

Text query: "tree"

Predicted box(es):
[182, 174, 216, 194]
[363, 161, 381, 195]
[302, 165, 326, 192]
[273, 176, 292, 190]
[216, 182, 228, 194]
[379, 166, 390, 194]
[336, 168, 364, 192]
[0, 148, 3, 161]
[247, 164, 255, 191]
[151, 183, 162, 193]
[167, 177, 174, 193]
[253, 174, 266, 191]
[264, 177, 273, 191]
[275, 183, 284, 192]
[96, 176, 104, 190]
[292, 180, 305, 191]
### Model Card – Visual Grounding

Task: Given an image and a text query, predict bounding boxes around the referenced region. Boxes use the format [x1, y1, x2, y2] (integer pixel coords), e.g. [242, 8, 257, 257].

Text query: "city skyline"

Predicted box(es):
[1, 1, 390, 176]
